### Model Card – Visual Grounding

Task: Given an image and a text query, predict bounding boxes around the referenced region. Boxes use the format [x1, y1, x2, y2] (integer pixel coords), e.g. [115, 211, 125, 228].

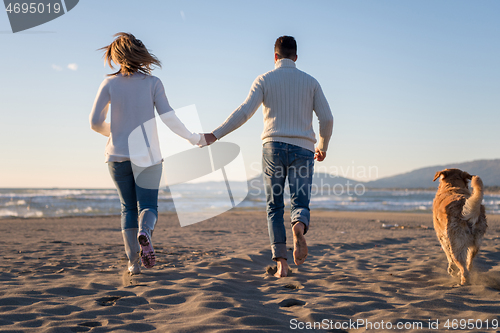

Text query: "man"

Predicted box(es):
[202, 36, 333, 278]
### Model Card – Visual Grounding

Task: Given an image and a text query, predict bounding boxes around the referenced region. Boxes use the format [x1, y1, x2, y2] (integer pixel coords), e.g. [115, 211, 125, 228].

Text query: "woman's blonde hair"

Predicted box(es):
[100, 32, 161, 76]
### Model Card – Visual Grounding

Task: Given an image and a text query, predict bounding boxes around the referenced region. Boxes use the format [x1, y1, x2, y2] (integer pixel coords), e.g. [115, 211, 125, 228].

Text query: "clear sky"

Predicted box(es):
[1, 0, 499, 188]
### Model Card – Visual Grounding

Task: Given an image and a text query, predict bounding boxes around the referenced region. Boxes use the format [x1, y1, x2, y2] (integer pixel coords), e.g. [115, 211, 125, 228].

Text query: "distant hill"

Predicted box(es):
[246, 159, 500, 193]
[366, 159, 500, 188]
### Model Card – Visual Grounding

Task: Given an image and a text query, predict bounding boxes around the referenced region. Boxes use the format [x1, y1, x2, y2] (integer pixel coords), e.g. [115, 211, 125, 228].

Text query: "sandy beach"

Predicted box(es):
[1, 210, 500, 332]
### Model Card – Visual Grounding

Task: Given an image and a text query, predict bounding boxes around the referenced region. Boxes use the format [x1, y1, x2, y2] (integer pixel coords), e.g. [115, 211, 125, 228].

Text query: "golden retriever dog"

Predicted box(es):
[432, 168, 487, 286]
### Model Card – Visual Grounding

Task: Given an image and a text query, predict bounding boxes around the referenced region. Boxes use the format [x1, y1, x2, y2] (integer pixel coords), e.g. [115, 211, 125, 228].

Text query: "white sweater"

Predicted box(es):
[90, 73, 200, 163]
[213, 58, 333, 152]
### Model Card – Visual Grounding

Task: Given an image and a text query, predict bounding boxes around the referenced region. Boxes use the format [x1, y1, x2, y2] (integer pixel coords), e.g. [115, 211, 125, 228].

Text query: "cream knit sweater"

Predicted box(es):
[90, 73, 200, 163]
[213, 58, 333, 152]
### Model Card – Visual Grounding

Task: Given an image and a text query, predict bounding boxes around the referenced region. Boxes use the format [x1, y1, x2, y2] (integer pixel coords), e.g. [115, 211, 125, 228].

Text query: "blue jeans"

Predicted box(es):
[262, 142, 314, 260]
[108, 161, 162, 230]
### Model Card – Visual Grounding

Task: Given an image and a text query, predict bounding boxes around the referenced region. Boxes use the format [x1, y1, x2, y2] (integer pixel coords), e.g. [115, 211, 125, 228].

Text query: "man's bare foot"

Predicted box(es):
[292, 222, 308, 266]
[274, 258, 289, 278]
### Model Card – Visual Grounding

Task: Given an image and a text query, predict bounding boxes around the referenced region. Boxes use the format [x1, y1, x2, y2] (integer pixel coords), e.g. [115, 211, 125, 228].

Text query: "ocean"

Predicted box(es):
[1, 184, 499, 219]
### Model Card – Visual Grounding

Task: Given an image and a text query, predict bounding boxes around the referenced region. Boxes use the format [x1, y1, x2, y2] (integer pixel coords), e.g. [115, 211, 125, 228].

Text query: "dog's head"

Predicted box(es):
[433, 168, 472, 189]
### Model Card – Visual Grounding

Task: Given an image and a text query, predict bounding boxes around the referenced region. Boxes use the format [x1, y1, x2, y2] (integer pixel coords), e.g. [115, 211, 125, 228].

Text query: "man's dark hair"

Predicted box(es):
[274, 36, 297, 59]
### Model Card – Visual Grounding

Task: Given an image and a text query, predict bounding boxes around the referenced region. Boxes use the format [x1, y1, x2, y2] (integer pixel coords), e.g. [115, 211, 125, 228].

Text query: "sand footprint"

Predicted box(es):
[96, 296, 122, 306]
[283, 283, 302, 290]
[278, 299, 306, 307]
[78, 321, 102, 328]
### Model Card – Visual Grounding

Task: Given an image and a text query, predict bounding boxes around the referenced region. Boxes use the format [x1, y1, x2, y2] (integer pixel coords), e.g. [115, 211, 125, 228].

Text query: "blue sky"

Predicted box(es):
[0, 0, 499, 188]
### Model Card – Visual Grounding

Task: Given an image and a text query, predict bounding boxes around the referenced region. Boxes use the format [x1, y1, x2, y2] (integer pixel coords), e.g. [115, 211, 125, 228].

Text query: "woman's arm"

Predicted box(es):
[154, 79, 200, 145]
[159, 111, 201, 145]
[89, 80, 111, 137]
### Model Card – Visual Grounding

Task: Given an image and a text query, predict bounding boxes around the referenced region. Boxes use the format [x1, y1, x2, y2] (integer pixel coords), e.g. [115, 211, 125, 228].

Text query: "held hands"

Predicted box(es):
[197, 133, 217, 147]
[314, 147, 326, 162]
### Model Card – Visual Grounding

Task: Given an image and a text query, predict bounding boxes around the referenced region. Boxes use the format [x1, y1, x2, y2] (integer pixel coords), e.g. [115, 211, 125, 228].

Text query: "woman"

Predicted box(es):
[90, 32, 200, 274]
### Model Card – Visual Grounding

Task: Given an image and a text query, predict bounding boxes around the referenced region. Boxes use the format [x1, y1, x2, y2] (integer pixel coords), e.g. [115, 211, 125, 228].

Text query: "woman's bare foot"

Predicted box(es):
[275, 258, 289, 278]
[292, 222, 308, 266]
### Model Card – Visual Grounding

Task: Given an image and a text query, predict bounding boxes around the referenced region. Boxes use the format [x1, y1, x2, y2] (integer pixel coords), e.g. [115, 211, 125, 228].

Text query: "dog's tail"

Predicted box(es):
[462, 175, 484, 224]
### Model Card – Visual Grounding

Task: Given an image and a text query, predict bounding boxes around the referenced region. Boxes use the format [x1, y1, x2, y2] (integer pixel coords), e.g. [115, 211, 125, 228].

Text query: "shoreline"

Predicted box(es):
[1, 205, 499, 221]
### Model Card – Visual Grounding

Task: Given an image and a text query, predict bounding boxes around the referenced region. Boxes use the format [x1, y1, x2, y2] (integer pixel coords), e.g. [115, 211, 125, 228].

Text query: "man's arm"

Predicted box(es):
[211, 77, 264, 140]
[313, 83, 334, 154]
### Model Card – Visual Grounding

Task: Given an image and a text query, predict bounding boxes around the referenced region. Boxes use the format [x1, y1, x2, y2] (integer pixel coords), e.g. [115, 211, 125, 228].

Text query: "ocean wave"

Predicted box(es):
[64, 195, 118, 201]
[0, 189, 116, 199]
[158, 193, 180, 200]
[311, 196, 358, 202]
[381, 200, 433, 207]
[55, 207, 95, 215]
[4, 200, 27, 206]
[389, 190, 436, 196]
[0, 209, 18, 217]
[0, 209, 43, 218]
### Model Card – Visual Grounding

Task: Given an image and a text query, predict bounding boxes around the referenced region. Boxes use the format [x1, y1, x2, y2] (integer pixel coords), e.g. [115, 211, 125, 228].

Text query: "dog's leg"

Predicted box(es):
[448, 231, 470, 285]
[467, 243, 480, 272]
[466, 247, 476, 272]
[467, 219, 486, 272]
[438, 234, 458, 276]
[451, 249, 469, 285]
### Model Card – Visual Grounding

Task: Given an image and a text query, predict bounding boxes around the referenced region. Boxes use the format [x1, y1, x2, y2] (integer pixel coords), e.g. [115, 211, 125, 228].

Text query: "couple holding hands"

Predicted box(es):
[90, 33, 333, 278]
